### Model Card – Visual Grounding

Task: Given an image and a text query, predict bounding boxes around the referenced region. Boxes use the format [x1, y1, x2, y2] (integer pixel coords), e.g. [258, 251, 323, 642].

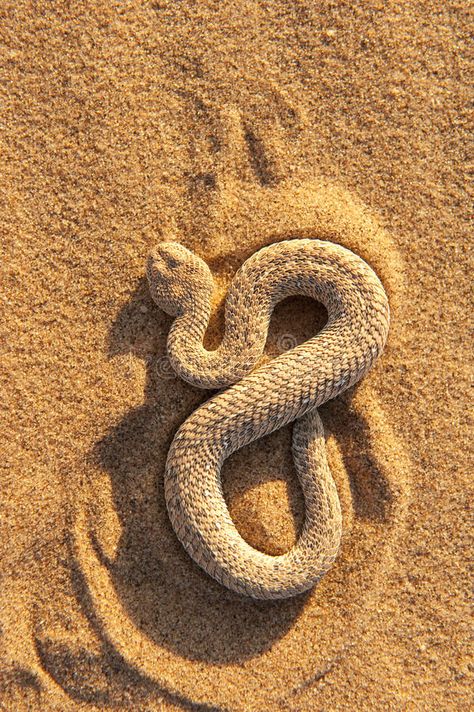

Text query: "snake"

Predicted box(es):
[146, 238, 390, 600]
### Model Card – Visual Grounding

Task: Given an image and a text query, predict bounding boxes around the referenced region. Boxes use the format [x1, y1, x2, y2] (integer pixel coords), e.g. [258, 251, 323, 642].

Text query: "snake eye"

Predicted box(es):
[165, 255, 180, 269]
[156, 243, 186, 270]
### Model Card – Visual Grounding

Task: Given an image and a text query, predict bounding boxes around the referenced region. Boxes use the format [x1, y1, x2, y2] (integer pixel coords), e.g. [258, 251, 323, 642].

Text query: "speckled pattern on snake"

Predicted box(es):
[146, 238, 390, 600]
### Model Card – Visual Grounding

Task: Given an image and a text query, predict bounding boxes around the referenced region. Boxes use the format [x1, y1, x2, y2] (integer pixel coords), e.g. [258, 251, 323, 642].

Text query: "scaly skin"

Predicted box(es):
[146, 239, 390, 599]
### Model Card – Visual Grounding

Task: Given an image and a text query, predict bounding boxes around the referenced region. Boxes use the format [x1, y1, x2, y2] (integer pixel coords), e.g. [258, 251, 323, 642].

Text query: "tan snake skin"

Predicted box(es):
[146, 239, 390, 599]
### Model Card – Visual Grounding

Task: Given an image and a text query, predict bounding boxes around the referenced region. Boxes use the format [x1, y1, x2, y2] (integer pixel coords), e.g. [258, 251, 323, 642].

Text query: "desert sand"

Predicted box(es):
[1, 1, 471, 710]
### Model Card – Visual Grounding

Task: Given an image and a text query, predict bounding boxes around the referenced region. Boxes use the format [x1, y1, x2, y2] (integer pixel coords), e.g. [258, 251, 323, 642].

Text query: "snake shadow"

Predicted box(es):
[86, 276, 393, 666]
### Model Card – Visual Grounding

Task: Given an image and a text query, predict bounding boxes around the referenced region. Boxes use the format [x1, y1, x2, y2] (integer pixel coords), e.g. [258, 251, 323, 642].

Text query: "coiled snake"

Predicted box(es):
[146, 239, 390, 599]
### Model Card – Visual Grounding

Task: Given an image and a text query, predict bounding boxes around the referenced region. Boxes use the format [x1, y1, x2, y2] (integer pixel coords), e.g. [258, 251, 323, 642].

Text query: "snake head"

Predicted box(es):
[147, 241, 213, 316]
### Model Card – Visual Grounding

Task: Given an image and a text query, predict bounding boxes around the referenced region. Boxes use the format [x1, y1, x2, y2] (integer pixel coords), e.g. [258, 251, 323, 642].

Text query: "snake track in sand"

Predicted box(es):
[146, 238, 390, 599]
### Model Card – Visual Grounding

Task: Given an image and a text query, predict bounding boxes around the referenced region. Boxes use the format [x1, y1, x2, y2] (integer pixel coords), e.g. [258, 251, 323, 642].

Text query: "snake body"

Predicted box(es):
[146, 239, 390, 599]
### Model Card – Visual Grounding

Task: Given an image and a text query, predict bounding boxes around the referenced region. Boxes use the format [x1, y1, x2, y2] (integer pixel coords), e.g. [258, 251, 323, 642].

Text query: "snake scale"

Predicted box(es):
[146, 238, 390, 599]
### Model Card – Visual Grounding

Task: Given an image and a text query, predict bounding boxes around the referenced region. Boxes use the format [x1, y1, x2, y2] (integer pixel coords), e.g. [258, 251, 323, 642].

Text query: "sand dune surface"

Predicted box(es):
[1, 2, 471, 710]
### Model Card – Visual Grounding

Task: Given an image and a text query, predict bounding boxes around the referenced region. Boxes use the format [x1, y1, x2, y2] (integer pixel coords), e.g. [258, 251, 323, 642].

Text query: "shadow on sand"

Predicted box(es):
[86, 276, 392, 666]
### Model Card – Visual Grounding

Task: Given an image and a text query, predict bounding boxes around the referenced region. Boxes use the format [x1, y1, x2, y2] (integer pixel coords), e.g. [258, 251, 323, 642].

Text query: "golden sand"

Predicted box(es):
[1, 2, 471, 710]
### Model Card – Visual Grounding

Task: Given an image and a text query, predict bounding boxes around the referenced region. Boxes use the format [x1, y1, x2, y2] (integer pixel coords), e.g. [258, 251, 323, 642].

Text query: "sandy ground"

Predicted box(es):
[1, 2, 472, 710]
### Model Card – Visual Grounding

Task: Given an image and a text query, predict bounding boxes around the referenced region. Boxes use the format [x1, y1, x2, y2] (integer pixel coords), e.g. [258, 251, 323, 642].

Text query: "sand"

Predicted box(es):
[1, 1, 471, 710]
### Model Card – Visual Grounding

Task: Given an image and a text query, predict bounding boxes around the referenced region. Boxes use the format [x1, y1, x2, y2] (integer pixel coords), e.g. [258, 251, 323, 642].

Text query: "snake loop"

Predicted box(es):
[147, 239, 389, 599]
